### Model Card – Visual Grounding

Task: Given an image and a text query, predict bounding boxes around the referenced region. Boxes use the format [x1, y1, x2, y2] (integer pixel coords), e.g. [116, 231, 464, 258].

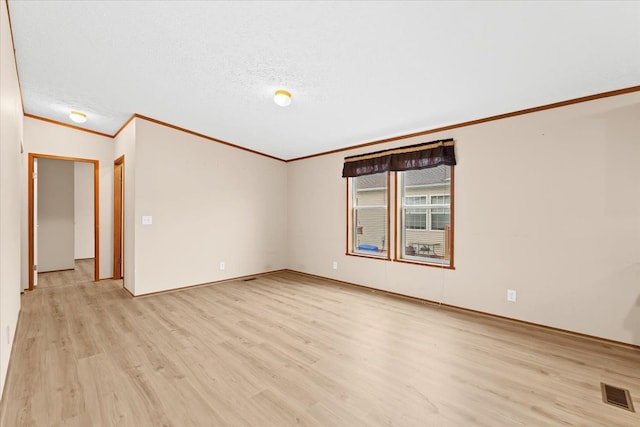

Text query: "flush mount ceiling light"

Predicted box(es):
[69, 111, 87, 123]
[274, 89, 292, 107]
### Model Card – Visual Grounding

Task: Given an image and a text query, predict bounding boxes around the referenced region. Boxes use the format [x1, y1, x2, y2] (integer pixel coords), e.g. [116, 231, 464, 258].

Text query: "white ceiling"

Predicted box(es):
[7, 1, 640, 160]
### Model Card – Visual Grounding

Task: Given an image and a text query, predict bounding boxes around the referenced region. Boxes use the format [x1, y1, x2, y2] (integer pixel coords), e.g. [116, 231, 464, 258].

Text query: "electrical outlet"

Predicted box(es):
[507, 289, 517, 302]
[332, 261, 338, 270]
[219, 261, 225, 271]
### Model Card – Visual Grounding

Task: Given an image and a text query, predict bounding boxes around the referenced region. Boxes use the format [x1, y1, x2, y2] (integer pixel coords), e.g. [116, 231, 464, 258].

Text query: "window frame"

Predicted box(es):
[394, 167, 455, 269]
[346, 172, 391, 260]
[344, 167, 454, 269]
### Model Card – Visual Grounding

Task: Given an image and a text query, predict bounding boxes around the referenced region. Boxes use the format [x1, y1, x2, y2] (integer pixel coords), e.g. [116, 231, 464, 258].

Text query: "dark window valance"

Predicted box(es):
[342, 138, 456, 178]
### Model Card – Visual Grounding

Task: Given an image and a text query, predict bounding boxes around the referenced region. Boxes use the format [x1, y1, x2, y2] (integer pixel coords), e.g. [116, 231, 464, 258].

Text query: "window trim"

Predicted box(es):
[344, 167, 455, 269]
[346, 172, 391, 260]
[393, 167, 455, 269]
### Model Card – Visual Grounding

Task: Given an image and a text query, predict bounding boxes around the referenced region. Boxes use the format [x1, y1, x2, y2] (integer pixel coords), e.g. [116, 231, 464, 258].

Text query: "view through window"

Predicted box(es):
[350, 172, 388, 257]
[399, 165, 452, 266]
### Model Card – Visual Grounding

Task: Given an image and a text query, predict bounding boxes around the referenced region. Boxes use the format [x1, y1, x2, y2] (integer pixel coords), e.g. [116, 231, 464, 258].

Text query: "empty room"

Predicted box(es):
[1, 1, 639, 426]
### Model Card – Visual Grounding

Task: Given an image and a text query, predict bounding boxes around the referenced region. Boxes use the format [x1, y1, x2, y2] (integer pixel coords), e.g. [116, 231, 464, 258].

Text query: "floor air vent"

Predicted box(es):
[601, 383, 635, 412]
[243, 278, 256, 282]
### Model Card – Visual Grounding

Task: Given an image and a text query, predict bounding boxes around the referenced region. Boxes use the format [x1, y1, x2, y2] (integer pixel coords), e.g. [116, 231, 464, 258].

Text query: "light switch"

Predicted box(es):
[142, 215, 153, 225]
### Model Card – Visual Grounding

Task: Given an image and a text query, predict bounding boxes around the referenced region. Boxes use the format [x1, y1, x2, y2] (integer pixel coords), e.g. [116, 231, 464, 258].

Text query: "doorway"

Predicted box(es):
[113, 155, 124, 281]
[28, 153, 100, 290]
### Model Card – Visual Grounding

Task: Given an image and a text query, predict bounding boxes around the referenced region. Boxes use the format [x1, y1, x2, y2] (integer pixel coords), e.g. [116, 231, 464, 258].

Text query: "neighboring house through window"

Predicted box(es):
[429, 195, 450, 231]
[399, 165, 453, 266]
[348, 172, 389, 258]
[405, 196, 427, 230]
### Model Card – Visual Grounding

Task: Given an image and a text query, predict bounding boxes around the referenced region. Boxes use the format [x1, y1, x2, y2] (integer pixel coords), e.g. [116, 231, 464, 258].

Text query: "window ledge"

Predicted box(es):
[346, 252, 391, 261]
[393, 258, 455, 270]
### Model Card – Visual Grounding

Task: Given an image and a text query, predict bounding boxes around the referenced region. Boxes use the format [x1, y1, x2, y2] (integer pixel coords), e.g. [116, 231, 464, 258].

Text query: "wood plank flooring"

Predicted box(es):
[1, 270, 639, 426]
[35, 258, 94, 288]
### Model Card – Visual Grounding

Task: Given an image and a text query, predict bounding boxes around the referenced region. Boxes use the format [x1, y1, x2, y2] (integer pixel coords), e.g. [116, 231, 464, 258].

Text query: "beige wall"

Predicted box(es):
[287, 91, 640, 346]
[0, 0, 23, 397]
[37, 158, 75, 272]
[22, 117, 114, 282]
[131, 118, 288, 295]
[74, 161, 95, 259]
[21, 115, 290, 297]
[114, 120, 136, 294]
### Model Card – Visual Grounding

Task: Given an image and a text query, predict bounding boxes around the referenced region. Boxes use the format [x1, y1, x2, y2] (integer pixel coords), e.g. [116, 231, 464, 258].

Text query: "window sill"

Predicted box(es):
[393, 258, 455, 270]
[346, 252, 391, 261]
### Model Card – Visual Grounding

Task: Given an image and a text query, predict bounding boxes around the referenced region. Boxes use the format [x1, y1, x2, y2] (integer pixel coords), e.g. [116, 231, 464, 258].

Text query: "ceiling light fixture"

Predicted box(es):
[274, 89, 292, 107]
[69, 111, 87, 123]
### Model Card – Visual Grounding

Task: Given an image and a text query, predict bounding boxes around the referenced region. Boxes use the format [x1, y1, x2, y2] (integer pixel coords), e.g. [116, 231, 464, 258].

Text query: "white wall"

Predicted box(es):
[114, 120, 136, 294]
[0, 0, 23, 398]
[287, 91, 640, 346]
[131, 118, 288, 295]
[22, 117, 114, 281]
[74, 161, 94, 259]
[37, 158, 75, 272]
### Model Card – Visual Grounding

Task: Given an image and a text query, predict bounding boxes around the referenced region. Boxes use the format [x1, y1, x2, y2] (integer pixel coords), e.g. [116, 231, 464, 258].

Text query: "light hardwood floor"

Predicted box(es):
[35, 259, 94, 288]
[1, 270, 638, 426]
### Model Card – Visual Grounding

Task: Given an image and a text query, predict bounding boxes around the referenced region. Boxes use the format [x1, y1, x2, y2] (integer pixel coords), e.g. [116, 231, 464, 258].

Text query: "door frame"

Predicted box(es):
[28, 153, 100, 290]
[113, 155, 124, 281]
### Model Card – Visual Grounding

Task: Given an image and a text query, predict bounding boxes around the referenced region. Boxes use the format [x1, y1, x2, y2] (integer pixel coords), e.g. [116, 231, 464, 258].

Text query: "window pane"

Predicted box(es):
[430, 209, 450, 231]
[406, 196, 427, 205]
[399, 165, 452, 266]
[405, 208, 426, 230]
[354, 207, 387, 253]
[351, 172, 388, 257]
[431, 195, 449, 205]
[353, 173, 387, 207]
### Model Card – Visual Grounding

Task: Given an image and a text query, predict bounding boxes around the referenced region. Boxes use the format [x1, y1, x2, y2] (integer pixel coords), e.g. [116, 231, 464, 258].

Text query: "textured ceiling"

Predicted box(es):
[7, 1, 640, 160]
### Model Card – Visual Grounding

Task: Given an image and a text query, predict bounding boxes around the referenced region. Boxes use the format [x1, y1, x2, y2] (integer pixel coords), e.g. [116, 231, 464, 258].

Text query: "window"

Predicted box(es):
[406, 196, 427, 205]
[430, 195, 449, 205]
[348, 172, 389, 258]
[404, 196, 427, 230]
[429, 195, 450, 231]
[342, 138, 455, 267]
[399, 165, 453, 266]
[405, 208, 427, 230]
[402, 195, 450, 232]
